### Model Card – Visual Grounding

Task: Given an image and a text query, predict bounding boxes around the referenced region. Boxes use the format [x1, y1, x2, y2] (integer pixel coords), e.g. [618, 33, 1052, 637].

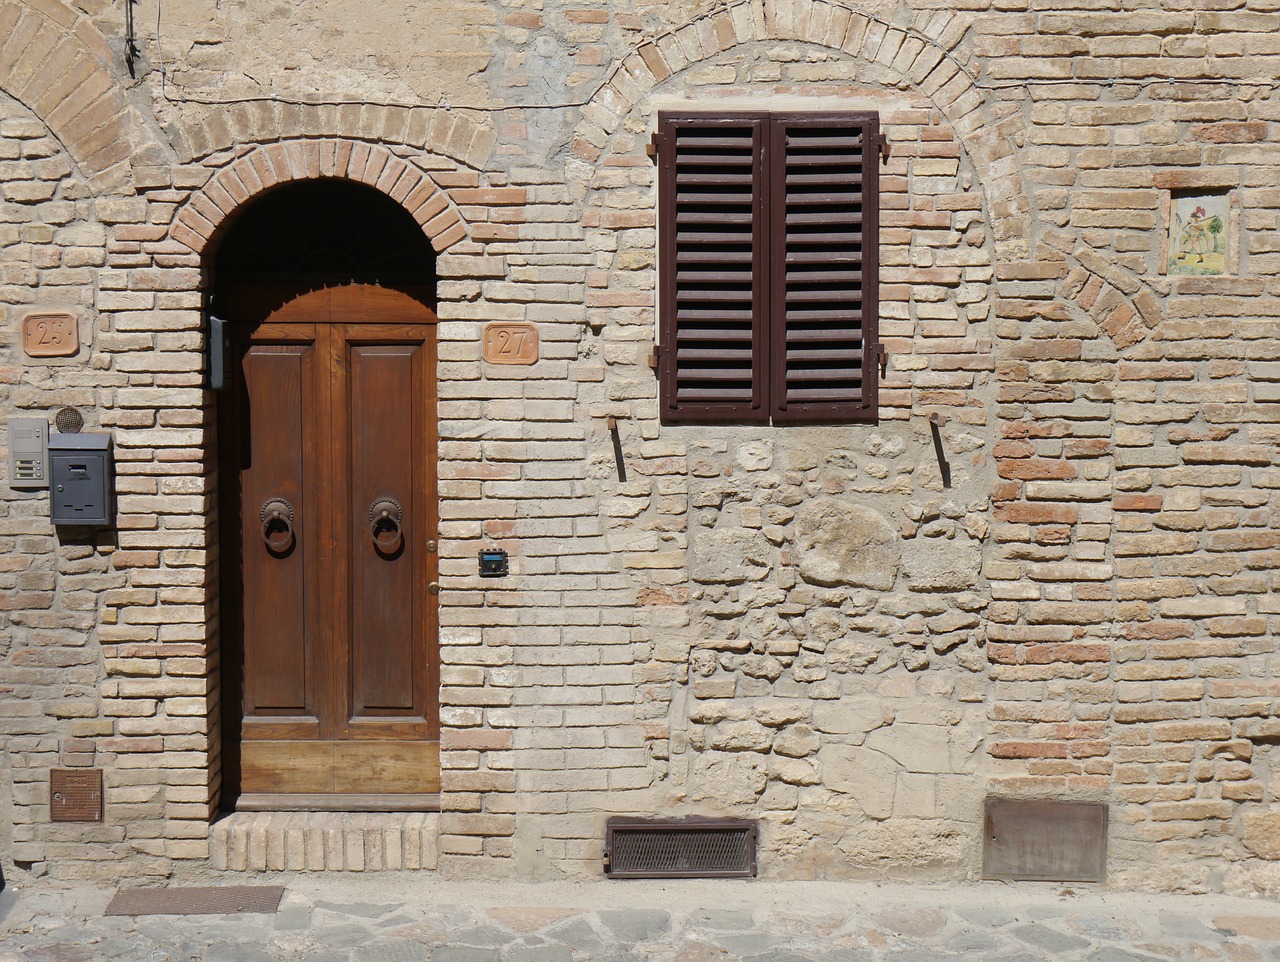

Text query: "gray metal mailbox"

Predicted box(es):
[49, 433, 113, 526]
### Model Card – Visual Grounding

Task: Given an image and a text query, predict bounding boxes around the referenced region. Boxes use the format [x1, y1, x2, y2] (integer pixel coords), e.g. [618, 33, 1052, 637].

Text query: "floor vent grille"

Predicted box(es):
[604, 817, 757, 879]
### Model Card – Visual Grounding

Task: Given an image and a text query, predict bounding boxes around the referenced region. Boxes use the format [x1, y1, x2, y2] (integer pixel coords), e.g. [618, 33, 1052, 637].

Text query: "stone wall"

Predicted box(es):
[0, 0, 1278, 894]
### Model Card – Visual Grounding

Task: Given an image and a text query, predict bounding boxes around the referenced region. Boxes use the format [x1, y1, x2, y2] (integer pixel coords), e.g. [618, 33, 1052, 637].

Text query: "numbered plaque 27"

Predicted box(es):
[483, 322, 538, 366]
[23, 312, 79, 358]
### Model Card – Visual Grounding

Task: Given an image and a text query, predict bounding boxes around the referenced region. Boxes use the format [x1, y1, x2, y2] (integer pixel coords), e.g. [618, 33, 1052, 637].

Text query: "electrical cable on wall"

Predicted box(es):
[123, 0, 138, 78]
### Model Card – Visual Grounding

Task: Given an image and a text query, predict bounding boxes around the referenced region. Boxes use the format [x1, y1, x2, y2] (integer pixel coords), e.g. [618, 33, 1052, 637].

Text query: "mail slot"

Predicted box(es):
[49, 433, 113, 526]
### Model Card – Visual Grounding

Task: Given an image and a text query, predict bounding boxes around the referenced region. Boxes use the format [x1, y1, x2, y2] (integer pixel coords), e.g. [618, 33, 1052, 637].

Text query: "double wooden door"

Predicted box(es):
[220, 285, 439, 808]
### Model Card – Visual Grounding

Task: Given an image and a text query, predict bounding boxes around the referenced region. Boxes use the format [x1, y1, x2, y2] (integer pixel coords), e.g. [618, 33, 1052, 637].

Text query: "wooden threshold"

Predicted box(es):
[239, 740, 440, 794]
[233, 793, 441, 813]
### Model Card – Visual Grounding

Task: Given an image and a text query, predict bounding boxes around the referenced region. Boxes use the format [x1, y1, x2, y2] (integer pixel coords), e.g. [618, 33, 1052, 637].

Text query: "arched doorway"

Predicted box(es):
[212, 180, 440, 811]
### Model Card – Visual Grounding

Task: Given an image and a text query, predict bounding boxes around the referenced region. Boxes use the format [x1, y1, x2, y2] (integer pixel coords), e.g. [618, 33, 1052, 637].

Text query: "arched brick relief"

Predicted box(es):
[1058, 237, 1164, 351]
[169, 139, 472, 255]
[0, 0, 137, 191]
[167, 101, 497, 173]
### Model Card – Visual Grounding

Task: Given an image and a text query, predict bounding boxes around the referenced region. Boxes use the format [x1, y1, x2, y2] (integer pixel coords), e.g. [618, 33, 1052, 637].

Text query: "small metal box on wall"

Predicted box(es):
[51, 769, 104, 823]
[49, 433, 114, 526]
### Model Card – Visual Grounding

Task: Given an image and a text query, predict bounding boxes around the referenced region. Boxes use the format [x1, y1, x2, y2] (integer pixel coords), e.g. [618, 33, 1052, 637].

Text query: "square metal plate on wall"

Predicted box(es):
[50, 769, 103, 823]
[983, 797, 1108, 882]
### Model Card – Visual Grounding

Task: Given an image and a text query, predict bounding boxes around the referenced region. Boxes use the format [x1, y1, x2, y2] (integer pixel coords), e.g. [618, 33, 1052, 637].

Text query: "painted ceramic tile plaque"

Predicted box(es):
[1168, 192, 1230, 276]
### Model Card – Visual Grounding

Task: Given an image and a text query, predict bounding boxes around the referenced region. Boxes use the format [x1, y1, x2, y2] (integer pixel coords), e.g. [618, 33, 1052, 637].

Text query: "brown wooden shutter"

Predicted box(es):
[658, 113, 768, 423]
[767, 113, 879, 423]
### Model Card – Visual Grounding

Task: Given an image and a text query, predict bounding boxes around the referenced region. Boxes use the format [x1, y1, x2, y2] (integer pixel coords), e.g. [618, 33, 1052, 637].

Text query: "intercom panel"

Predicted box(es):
[6, 418, 49, 490]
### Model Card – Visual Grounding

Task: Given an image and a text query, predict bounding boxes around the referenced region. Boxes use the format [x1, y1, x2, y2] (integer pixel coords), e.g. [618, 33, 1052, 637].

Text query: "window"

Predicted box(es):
[655, 111, 881, 424]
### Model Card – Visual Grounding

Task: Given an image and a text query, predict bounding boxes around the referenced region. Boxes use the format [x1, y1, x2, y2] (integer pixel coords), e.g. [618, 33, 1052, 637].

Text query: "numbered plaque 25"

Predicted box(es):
[483, 322, 538, 366]
[22, 311, 79, 358]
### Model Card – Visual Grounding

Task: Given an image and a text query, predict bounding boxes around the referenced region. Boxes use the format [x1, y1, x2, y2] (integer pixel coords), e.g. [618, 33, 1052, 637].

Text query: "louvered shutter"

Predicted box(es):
[768, 113, 879, 423]
[658, 114, 768, 423]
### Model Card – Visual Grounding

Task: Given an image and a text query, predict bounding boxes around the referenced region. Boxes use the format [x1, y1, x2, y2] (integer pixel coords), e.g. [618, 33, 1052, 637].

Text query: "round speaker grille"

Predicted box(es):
[54, 406, 84, 433]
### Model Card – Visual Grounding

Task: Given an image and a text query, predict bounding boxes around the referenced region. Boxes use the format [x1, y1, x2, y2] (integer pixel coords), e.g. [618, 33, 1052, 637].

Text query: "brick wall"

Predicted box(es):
[1, 0, 1279, 893]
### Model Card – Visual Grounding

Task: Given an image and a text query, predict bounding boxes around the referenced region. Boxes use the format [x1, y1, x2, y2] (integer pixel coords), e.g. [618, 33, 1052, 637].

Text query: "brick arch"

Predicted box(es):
[0, 0, 137, 191]
[574, 0, 1029, 251]
[169, 139, 471, 255]
[168, 101, 496, 173]
[575, 0, 1156, 352]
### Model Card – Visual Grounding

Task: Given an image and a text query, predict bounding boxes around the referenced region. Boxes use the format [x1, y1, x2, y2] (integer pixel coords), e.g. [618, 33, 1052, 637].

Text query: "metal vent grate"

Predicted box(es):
[605, 817, 757, 879]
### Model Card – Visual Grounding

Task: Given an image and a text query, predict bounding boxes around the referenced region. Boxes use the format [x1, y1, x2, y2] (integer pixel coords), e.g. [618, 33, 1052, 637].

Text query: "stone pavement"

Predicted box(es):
[3, 873, 1280, 961]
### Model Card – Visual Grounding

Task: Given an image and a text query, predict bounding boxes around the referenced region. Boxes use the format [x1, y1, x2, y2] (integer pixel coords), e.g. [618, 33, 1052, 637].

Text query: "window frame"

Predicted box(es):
[656, 110, 881, 426]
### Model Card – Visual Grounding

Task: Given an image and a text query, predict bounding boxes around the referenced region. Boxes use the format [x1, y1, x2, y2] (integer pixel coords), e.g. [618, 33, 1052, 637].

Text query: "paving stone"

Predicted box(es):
[315, 901, 401, 919]
[1213, 916, 1280, 941]
[954, 906, 1021, 929]
[446, 924, 512, 947]
[1067, 916, 1141, 942]
[596, 909, 671, 942]
[1157, 912, 1222, 942]
[275, 905, 314, 930]
[688, 909, 756, 930]
[503, 946, 574, 962]
[1010, 922, 1092, 954]
[356, 941, 427, 962]
[945, 932, 1005, 954]
[310, 923, 390, 948]
[428, 949, 500, 962]
[376, 913, 420, 929]
[543, 918, 607, 954]
[882, 952, 965, 962]
[1085, 949, 1167, 962]
[202, 943, 277, 962]
[712, 933, 785, 956]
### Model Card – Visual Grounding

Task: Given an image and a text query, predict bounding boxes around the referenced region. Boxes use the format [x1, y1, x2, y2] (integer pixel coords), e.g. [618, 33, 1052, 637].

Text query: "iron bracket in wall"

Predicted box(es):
[928, 412, 951, 489]
[607, 417, 628, 483]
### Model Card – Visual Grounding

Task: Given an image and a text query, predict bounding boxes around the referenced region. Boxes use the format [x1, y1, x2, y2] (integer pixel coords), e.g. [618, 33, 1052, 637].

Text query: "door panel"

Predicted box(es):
[222, 286, 439, 806]
[347, 340, 421, 717]
[238, 337, 322, 734]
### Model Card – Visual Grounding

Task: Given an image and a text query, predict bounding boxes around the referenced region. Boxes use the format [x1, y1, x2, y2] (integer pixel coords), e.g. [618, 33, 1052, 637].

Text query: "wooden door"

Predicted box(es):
[220, 285, 439, 808]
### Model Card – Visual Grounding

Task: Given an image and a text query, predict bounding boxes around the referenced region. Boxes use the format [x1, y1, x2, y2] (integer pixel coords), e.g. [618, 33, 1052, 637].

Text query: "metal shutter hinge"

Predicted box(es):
[647, 132, 660, 160]
[878, 344, 889, 376]
[878, 134, 890, 164]
[648, 345, 660, 372]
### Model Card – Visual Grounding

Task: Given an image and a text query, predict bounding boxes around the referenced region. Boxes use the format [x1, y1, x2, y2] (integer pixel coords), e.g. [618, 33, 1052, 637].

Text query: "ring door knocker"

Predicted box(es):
[260, 497, 295, 553]
[369, 497, 404, 555]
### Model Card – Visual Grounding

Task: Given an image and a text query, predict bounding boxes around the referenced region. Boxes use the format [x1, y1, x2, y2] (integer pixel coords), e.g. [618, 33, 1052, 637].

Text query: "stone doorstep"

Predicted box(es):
[209, 811, 440, 873]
